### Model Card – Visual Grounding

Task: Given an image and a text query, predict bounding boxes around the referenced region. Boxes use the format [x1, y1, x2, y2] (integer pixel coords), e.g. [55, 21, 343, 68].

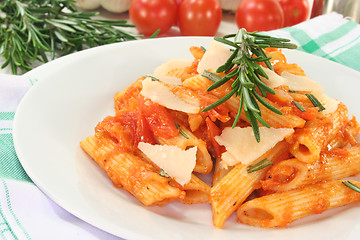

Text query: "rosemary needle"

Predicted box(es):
[202, 29, 297, 142]
[0, 0, 141, 74]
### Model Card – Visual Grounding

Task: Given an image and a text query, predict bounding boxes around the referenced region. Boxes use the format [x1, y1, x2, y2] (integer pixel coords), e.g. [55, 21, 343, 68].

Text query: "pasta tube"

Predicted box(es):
[210, 141, 290, 228]
[156, 124, 213, 174]
[261, 144, 360, 192]
[80, 134, 185, 206]
[237, 180, 360, 228]
[286, 102, 349, 164]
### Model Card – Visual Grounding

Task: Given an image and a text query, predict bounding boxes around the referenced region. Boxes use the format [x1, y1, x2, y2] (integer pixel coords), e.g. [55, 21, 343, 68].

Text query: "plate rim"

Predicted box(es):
[14, 36, 360, 240]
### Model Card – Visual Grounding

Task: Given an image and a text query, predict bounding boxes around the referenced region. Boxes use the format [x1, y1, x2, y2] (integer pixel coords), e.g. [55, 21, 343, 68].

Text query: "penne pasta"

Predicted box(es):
[179, 174, 211, 204]
[156, 123, 213, 174]
[81, 134, 185, 206]
[286, 102, 349, 164]
[210, 141, 290, 228]
[81, 39, 360, 229]
[237, 180, 360, 228]
[262, 144, 360, 192]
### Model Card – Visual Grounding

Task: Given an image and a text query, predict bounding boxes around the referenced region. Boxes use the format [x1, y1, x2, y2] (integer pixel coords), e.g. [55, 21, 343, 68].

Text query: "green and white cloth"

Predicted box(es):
[0, 12, 360, 240]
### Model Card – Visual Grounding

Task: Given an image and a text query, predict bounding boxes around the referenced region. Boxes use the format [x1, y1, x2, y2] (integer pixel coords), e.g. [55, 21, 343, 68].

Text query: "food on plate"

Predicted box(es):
[80, 30, 360, 228]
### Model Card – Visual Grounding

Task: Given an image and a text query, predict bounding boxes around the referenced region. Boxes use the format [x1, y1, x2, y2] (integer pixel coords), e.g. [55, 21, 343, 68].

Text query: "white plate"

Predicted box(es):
[13, 37, 360, 240]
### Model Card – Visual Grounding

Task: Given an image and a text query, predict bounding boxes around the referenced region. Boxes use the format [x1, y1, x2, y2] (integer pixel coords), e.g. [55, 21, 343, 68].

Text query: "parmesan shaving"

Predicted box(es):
[281, 71, 324, 92]
[153, 59, 192, 85]
[197, 40, 232, 74]
[259, 66, 286, 88]
[140, 77, 200, 114]
[215, 127, 294, 166]
[138, 142, 197, 186]
[312, 91, 340, 115]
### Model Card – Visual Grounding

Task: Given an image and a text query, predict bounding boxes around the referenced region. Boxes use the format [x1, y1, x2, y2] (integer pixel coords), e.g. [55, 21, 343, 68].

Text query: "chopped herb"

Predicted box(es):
[200, 46, 207, 52]
[175, 122, 189, 139]
[201, 70, 222, 83]
[305, 93, 325, 111]
[342, 180, 360, 193]
[292, 100, 306, 112]
[247, 158, 273, 173]
[159, 169, 170, 178]
[143, 75, 159, 81]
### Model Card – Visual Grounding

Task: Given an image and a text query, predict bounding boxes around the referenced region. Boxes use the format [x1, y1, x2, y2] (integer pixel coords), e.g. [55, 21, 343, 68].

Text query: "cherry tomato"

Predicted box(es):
[278, 0, 310, 27]
[129, 0, 177, 36]
[311, 0, 325, 18]
[178, 0, 222, 36]
[235, 0, 284, 32]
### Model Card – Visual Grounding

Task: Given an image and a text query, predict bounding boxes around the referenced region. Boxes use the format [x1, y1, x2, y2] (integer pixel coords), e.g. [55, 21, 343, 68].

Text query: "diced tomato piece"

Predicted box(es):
[136, 112, 156, 144]
[189, 46, 205, 60]
[291, 105, 318, 121]
[200, 94, 231, 123]
[189, 58, 200, 74]
[95, 111, 155, 151]
[137, 95, 179, 139]
[205, 117, 225, 158]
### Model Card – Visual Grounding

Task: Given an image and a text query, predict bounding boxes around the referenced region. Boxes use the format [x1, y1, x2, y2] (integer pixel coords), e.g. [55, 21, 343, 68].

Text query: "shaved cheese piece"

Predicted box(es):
[140, 77, 200, 114]
[312, 91, 340, 115]
[153, 59, 192, 85]
[281, 71, 324, 92]
[138, 142, 197, 186]
[154, 59, 192, 77]
[259, 66, 286, 88]
[215, 127, 294, 166]
[197, 40, 232, 74]
[158, 76, 183, 85]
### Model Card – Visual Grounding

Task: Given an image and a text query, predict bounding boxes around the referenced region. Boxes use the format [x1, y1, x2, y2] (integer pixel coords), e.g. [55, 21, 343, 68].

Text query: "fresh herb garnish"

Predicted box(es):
[293, 100, 306, 112]
[202, 29, 297, 142]
[159, 169, 170, 178]
[305, 93, 326, 111]
[0, 0, 140, 74]
[175, 122, 189, 139]
[201, 70, 221, 83]
[342, 180, 360, 193]
[247, 158, 273, 173]
[144, 75, 159, 81]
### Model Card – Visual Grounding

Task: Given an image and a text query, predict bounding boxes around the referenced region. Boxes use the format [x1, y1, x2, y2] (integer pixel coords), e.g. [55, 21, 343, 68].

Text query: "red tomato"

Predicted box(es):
[129, 0, 177, 36]
[277, 0, 310, 27]
[235, 0, 284, 32]
[95, 112, 156, 150]
[205, 118, 225, 158]
[178, 0, 222, 36]
[137, 95, 180, 139]
[311, 0, 325, 18]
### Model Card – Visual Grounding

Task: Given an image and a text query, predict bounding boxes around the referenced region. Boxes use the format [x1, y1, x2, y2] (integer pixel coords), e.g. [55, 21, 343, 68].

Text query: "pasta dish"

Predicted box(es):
[80, 35, 360, 228]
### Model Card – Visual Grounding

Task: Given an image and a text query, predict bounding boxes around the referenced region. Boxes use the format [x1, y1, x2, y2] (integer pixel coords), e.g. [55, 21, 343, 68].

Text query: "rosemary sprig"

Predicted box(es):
[0, 0, 140, 74]
[342, 180, 360, 193]
[175, 122, 189, 139]
[202, 29, 297, 142]
[247, 158, 273, 173]
[305, 93, 326, 111]
[293, 100, 306, 112]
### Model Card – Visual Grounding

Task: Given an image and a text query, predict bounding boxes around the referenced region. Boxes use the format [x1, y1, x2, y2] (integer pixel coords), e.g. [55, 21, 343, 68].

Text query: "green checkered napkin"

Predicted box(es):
[0, 12, 359, 240]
